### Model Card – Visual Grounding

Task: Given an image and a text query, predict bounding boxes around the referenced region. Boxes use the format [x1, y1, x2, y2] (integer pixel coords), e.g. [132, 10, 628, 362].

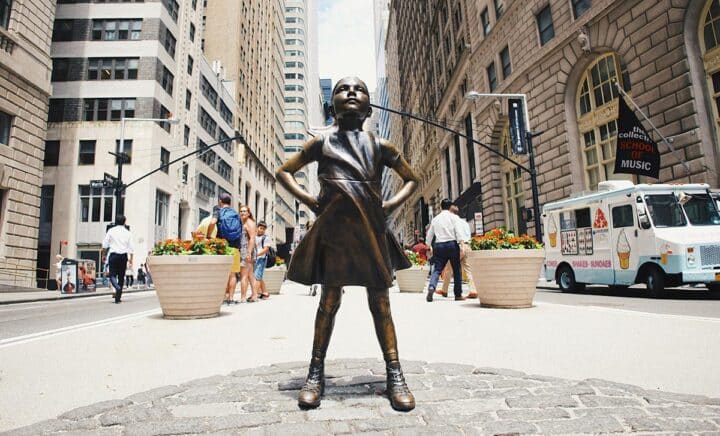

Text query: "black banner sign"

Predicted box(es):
[614, 96, 660, 178]
[508, 98, 527, 154]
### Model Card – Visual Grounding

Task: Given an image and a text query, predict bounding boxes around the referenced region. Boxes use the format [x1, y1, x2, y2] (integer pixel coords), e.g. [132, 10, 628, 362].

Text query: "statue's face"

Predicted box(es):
[332, 77, 370, 119]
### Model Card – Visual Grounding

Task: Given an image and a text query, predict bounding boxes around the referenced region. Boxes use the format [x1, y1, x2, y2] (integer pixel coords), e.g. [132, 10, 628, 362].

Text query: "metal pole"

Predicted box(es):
[116, 118, 125, 216]
[526, 132, 543, 243]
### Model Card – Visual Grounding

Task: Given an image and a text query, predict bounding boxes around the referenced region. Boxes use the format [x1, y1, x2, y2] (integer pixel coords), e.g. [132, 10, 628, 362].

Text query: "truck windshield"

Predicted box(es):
[644, 194, 686, 227]
[682, 193, 720, 225]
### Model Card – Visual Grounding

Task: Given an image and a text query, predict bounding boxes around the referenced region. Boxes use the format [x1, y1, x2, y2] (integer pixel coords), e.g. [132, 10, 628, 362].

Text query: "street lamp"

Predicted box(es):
[370, 95, 544, 242]
[113, 116, 180, 216]
[464, 91, 543, 243]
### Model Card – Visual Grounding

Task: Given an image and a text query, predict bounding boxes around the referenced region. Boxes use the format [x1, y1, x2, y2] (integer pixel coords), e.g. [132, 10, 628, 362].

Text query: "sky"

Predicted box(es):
[317, 0, 377, 91]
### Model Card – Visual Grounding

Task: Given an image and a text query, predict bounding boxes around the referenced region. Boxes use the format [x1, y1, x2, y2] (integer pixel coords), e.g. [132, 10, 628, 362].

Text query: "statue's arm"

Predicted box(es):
[380, 138, 419, 214]
[276, 136, 323, 212]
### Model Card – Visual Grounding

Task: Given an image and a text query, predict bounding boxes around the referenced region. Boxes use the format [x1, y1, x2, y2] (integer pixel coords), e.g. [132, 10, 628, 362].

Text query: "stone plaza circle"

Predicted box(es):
[6, 358, 720, 435]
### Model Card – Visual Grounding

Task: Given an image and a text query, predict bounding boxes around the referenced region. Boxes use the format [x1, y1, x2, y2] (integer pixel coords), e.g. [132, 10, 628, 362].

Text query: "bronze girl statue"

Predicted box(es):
[276, 77, 419, 411]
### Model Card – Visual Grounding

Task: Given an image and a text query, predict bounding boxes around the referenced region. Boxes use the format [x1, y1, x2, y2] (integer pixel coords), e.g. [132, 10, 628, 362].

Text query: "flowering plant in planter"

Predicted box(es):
[151, 237, 235, 256]
[275, 257, 286, 267]
[404, 250, 427, 266]
[470, 227, 543, 250]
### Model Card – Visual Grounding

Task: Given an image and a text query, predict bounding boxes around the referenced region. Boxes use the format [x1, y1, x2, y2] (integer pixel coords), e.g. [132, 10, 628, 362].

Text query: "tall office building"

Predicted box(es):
[282, 0, 322, 233]
[204, 0, 285, 243]
[44, 0, 239, 274]
[319, 77, 333, 125]
[0, 0, 56, 287]
[388, 0, 719, 242]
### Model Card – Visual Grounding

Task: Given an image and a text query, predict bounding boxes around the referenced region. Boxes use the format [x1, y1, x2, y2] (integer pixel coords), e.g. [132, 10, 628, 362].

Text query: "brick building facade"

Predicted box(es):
[388, 0, 720, 243]
[0, 0, 55, 287]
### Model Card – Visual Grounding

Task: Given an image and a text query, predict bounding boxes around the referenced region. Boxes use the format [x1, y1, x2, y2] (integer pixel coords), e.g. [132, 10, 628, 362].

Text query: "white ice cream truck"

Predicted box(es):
[543, 181, 720, 296]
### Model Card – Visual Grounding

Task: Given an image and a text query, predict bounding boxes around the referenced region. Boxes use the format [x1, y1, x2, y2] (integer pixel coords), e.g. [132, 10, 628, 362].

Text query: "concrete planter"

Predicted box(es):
[262, 266, 286, 294]
[395, 265, 429, 293]
[466, 249, 545, 308]
[147, 255, 233, 319]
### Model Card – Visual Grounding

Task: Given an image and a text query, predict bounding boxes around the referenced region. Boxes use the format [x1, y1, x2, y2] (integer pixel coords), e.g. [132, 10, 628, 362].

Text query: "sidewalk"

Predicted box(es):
[2, 281, 719, 434]
[0, 285, 154, 305]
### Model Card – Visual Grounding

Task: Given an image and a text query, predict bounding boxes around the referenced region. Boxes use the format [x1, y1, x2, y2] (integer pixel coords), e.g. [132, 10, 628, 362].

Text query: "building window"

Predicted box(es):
[40, 185, 54, 224]
[464, 114, 476, 182]
[162, 28, 176, 58]
[200, 147, 216, 167]
[285, 38, 304, 46]
[285, 6, 304, 13]
[187, 55, 194, 75]
[285, 27, 305, 35]
[500, 46, 512, 79]
[78, 140, 96, 165]
[0, 110, 10, 145]
[48, 100, 66, 123]
[285, 73, 305, 80]
[198, 173, 216, 198]
[160, 147, 170, 173]
[199, 108, 217, 137]
[220, 102, 232, 125]
[79, 185, 115, 223]
[162, 0, 179, 21]
[185, 90, 192, 110]
[284, 133, 305, 141]
[155, 190, 170, 227]
[494, 0, 504, 19]
[576, 53, 631, 190]
[184, 125, 190, 146]
[285, 108, 305, 116]
[87, 58, 139, 80]
[200, 76, 218, 106]
[284, 96, 305, 104]
[52, 58, 70, 81]
[480, 8, 491, 36]
[285, 50, 305, 57]
[286, 16, 304, 24]
[444, 147, 452, 197]
[0, 0, 11, 30]
[536, 5, 555, 45]
[52, 20, 74, 41]
[44, 140, 60, 166]
[284, 84, 304, 92]
[182, 163, 188, 184]
[192, 0, 197, 9]
[189, 23, 195, 42]
[571, 0, 592, 19]
[500, 123, 525, 234]
[92, 19, 142, 41]
[486, 62, 497, 92]
[702, 1, 720, 143]
[115, 139, 132, 164]
[84, 98, 135, 121]
[217, 159, 232, 181]
[454, 134, 463, 192]
[160, 67, 174, 96]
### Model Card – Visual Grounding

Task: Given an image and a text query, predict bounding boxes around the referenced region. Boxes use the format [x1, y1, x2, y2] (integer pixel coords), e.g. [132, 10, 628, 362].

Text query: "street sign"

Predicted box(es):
[90, 180, 105, 188]
[103, 172, 117, 186]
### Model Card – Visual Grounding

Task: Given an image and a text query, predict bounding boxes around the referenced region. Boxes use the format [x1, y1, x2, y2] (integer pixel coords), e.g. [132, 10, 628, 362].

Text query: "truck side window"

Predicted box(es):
[612, 205, 634, 228]
[576, 208, 591, 228]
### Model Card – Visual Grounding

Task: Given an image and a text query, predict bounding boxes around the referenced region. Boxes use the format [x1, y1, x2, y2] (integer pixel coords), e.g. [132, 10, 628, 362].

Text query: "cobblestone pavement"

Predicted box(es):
[6, 359, 720, 435]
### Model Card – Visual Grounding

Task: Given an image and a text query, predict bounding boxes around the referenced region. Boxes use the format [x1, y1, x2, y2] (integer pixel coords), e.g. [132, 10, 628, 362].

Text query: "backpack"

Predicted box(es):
[265, 246, 277, 268]
[217, 207, 242, 242]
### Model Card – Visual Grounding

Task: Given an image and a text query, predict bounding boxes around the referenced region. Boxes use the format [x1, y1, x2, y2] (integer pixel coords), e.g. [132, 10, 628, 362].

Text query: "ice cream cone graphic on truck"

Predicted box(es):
[616, 230, 631, 269]
[549, 217, 558, 247]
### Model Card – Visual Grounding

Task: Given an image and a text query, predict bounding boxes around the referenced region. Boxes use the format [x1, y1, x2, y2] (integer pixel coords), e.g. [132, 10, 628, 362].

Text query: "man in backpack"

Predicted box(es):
[254, 221, 274, 299]
[207, 193, 243, 303]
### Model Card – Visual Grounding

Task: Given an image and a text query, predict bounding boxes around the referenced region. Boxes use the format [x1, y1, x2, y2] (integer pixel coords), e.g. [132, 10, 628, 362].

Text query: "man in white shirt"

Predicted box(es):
[438, 205, 477, 299]
[102, 215, 134, 303]
[425, 199, 466, 302]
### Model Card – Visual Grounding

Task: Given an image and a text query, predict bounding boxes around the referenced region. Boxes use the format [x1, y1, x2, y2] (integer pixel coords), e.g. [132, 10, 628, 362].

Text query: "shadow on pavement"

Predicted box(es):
[540, 285, 720, 301]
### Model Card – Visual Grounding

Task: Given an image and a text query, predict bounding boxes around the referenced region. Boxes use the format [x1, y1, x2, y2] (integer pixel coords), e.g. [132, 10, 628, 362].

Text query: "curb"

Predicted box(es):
[0, 288, 154, 305]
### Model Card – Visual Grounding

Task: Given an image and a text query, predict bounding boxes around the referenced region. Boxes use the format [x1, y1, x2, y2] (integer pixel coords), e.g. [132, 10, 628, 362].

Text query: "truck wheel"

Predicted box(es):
[557, 265, 584, 292]
[645, 267, 666, 298]
[707, 283, 720, 297]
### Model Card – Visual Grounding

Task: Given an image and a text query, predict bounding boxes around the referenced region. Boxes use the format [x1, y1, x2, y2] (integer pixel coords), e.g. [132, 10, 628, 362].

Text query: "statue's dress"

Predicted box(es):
[287, 130, 411, 289]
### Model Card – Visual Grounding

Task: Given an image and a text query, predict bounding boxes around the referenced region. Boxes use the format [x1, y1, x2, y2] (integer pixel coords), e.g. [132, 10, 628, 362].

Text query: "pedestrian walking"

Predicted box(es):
[425, 199, 466, 302]
[55, 254, 63, 290]
[437, 205, 477, 299]
[207, 194, 243, 304]
[253, 221, 272, 299]
[125, 262, 134, 289]
[143, 263, 153, 287]
[102, 215, 133, 303]
[276, 76, 419, 412]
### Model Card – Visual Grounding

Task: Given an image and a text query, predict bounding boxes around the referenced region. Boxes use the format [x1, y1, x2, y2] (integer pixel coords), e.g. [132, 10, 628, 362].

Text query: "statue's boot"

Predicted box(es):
[298, 358, 324, 409]
[386, 360, 415, 411]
